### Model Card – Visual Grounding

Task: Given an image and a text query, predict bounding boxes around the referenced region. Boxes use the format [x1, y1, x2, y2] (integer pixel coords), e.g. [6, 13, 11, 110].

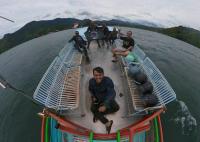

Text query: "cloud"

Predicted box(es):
[0, 0, 200, 37]
[78, 11, 92, 17]
[64, 10, 71, 14]
[42, 14, 51, 19]
[55, 13, 61, 17]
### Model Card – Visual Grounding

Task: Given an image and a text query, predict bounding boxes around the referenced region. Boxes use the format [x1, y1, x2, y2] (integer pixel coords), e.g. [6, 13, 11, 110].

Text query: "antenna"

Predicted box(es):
[0, 16, 15, 23]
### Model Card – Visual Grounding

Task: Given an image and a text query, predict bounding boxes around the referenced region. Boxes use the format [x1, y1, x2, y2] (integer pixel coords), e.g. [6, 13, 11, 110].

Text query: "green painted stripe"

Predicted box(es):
[117, 130, 120, 142]
[154, 117, 159, 142]
[45, 117, 49, 142]
[89, 132, 94, 142]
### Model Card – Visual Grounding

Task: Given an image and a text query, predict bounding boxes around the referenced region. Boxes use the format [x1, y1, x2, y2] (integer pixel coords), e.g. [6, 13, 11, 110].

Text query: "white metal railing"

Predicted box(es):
[33, 43, 82, 110]
[115, 36, 176, 113]
[133, 45, 146, 63]
[142, 57, 176, 106]
[33, 57, 59, 105]
[126, 45, 176, 113]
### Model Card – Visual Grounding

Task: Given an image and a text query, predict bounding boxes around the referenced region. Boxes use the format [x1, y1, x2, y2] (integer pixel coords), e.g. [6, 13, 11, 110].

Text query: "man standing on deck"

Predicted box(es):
[89, 67, 119, 134]
[86, 21, 101, 49]
[101, 23, 110, 48]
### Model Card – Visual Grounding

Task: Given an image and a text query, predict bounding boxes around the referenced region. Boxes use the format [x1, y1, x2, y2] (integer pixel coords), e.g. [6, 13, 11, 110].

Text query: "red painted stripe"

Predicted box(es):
[158, 115, 164, 142]
[45, 108, 164, 140]
[41, 117, 45, 142]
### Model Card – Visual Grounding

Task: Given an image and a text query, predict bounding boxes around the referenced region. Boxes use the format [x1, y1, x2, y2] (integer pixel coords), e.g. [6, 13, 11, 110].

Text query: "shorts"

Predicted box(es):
[112, 46, 126, 51]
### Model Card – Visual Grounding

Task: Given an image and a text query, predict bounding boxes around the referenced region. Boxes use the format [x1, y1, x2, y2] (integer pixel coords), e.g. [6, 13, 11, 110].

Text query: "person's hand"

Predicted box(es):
[98, 105, 106, 112]
[92, 97, 97, 102]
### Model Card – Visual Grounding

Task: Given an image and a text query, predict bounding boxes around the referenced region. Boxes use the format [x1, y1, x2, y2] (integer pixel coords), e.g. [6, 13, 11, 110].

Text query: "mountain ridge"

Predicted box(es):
[1, 18, 200, 54]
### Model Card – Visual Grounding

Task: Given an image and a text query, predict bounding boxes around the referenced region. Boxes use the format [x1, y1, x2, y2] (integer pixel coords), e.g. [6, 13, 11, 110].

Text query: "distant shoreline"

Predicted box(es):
[1, 18, 200, 54]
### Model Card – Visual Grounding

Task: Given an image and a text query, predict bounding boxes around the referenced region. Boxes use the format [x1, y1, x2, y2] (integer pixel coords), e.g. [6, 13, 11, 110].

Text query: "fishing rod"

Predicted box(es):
[0, 16, 15, 23]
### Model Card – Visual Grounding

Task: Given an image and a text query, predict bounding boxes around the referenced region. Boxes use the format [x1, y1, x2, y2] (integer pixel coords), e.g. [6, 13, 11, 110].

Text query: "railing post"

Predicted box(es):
[117, 130, 121, 142]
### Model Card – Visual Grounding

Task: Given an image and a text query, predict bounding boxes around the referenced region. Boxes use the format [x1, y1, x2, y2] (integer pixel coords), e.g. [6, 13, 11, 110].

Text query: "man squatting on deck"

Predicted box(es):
[68, 31, 90, 61]
[89, 67, 120, 134]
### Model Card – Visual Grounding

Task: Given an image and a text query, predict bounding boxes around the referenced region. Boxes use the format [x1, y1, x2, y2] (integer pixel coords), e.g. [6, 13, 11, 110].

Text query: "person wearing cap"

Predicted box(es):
[111, 30, 135, 62]
[69, 31, 90, 61]
[89, 67, 119, 134]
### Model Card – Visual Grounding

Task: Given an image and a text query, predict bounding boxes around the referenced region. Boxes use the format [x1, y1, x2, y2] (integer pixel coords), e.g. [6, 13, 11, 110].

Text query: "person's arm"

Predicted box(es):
[120, 36, 126, 40]
[89, 79, 95, 95]
[103, 78, 116, 109]
[68, 36, 75, 43]
[89, 79, 97, 102]
[126, 46, 133, 51]
[126, 39, 135, 51]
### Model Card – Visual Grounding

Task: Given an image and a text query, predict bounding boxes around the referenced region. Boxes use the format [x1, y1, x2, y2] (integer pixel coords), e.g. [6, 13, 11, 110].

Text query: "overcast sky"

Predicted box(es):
[0, 0, 200, 38]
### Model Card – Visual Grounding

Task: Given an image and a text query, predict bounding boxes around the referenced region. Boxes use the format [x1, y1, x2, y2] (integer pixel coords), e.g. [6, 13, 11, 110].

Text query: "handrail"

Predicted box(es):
[45, 117, 49, 142]
[154, 117, 159, 142]
[133, 44, 146, 63]
[41, 116, 45, 142]
[89, 132, 94, 142]
[43, 108, 164, 141]
[33, 43, 82, 110]
[158, 115, 164, 142]
[120, 41, 176, 114]
[117, 130, 121, 142]
[142, 57, 176, 106]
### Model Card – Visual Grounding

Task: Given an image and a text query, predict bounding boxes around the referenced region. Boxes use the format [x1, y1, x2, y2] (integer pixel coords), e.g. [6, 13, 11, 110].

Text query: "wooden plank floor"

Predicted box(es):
[60, 66, 81, 109]
[64, 41, 141, 134]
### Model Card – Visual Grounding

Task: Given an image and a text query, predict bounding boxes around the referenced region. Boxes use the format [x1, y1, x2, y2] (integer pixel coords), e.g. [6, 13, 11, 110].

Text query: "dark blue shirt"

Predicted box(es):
[89, 76, 116, 108]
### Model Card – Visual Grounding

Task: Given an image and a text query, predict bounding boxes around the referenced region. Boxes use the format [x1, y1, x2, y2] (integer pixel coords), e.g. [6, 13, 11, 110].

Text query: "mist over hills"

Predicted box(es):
[0, 18, 200, 54]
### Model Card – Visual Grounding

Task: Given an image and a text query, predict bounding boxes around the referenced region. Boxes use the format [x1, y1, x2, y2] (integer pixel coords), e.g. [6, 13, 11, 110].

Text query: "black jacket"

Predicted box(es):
[69, 35, 86, 45]
[120, 36, 135, 49]
[89, 76, 116, 108]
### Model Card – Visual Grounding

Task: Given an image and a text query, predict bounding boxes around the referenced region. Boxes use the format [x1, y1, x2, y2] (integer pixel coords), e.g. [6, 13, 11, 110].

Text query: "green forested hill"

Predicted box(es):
[0, 18, 200, 54]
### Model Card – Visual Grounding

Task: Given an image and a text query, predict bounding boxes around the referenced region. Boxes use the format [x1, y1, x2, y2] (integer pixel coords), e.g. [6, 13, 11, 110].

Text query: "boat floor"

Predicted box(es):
[63, 41, 140, 134]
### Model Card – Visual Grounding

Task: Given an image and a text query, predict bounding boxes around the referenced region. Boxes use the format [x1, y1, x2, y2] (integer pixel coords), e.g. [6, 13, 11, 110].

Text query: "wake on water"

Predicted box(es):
[171, 100, 197, 135]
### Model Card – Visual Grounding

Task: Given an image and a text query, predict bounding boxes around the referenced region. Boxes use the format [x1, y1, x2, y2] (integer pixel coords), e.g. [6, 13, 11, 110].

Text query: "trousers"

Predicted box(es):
[90, 100, 119, 124]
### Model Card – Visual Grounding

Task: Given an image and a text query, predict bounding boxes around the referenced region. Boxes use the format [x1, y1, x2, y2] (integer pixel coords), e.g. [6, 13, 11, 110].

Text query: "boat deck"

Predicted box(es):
[62, 41, 140, 134]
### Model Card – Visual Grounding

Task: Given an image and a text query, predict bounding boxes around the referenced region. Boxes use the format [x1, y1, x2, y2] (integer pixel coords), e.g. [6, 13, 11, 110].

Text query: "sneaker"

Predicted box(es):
[119, 93, 124, 97]
[106, 120, 113, 134]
